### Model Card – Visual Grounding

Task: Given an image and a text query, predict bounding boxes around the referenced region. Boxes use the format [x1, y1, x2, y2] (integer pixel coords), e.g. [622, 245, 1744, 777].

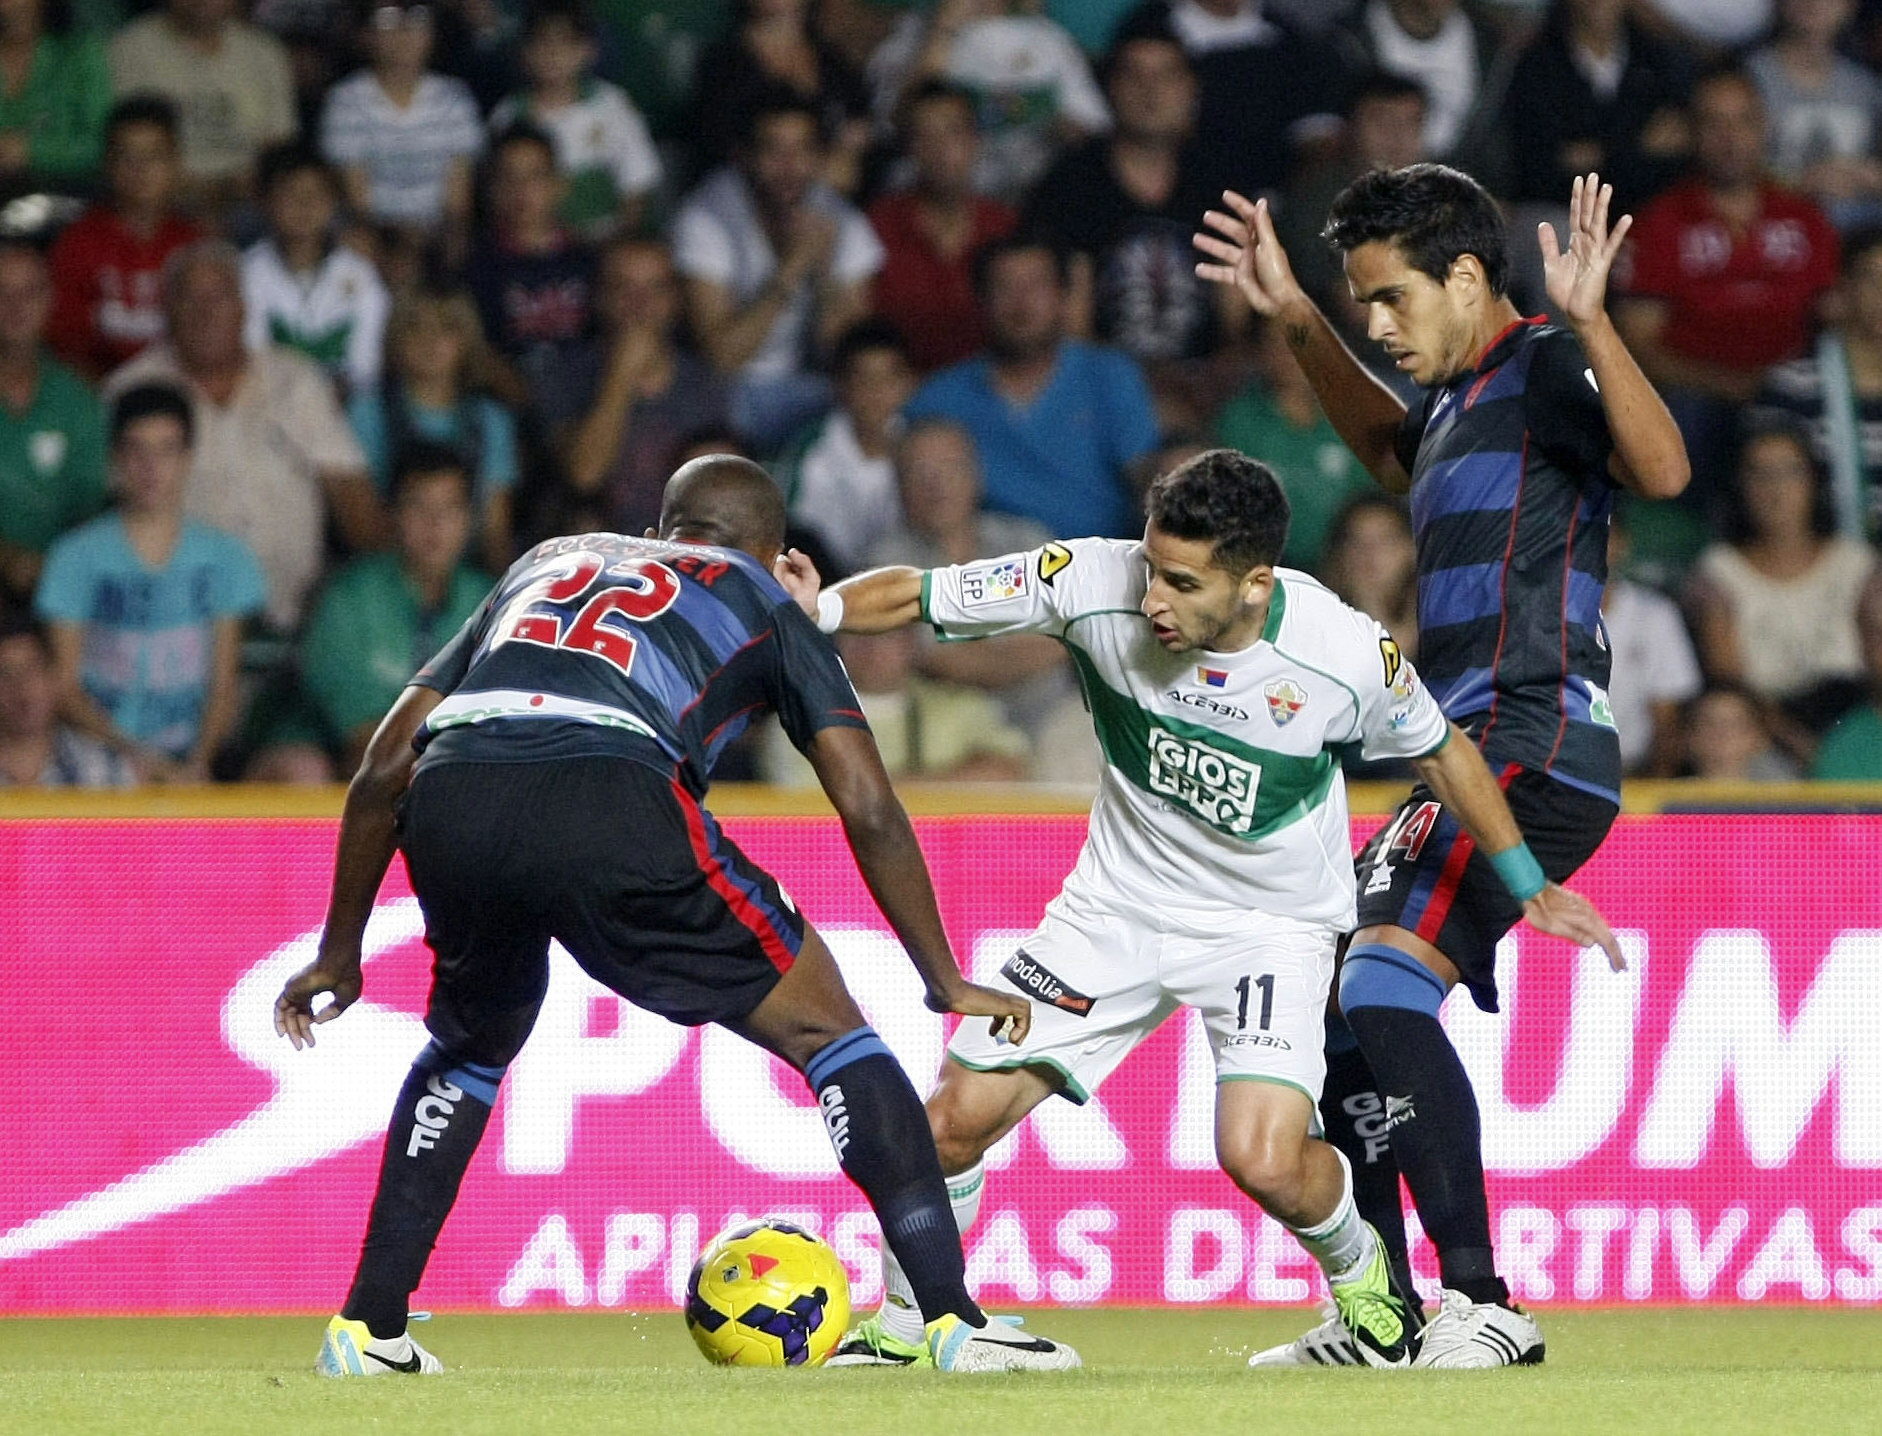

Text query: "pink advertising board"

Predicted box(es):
[1, 814, 1878, 1313]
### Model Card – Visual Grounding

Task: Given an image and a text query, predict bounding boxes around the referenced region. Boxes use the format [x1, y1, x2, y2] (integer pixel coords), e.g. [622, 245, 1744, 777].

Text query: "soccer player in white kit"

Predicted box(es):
[777, 450, 1621, 1367]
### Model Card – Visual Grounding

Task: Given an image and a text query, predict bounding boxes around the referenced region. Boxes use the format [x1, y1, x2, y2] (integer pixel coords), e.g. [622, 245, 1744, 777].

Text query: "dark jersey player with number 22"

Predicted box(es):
[272, 455, 1080, 1377]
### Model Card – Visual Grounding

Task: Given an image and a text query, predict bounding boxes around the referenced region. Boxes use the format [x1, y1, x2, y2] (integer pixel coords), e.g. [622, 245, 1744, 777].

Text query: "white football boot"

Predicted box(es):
[926, 1314, 1082, 1372]
[1411, 1289, 1545, 1368]
[1247, 1304, 1367, 1367]
[316, 1313, 445, 1376]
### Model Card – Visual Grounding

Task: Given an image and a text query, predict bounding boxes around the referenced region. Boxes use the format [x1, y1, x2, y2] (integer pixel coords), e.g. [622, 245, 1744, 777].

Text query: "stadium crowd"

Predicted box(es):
[2, 0, 1882, 791]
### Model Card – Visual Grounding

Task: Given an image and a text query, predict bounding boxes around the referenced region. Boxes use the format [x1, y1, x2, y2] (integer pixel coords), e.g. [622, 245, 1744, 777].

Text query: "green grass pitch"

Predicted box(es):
[2, 1308, 1877, 1435]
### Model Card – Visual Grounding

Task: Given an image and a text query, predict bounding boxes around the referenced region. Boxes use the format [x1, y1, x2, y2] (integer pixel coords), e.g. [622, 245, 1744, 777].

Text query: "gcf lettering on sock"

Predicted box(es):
[407, 1074, 465, 1157]
[819, 1084, 851, 1162]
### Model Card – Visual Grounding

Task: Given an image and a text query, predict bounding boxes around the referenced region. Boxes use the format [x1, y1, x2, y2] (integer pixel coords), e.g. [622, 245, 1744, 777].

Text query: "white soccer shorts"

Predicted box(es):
[947, 886, 1338, 1104]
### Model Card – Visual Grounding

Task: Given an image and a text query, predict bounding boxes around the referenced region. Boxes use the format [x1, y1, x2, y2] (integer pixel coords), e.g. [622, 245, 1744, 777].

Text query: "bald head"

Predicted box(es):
[657, 454, 788, 564]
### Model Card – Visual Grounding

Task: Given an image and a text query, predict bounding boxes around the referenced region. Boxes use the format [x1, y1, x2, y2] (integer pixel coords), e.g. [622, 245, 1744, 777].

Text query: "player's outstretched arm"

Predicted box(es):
[1195, 190, 1411, 491]
[1539, 172, 1690, 501]
[806, 725, 1031, 1044]
[776, 549, 928, 634]
[274, 684, 442, 1049]
[1410, 723, 1627, 971]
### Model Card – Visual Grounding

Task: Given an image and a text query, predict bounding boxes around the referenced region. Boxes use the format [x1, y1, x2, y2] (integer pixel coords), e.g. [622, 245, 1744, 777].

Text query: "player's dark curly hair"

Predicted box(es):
[1145, 449, 1290, 573]
[1323, 163, 1509, 297]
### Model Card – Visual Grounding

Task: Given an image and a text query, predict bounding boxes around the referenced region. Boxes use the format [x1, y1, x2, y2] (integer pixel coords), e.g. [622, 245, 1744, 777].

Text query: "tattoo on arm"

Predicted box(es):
[1285, 323, 1311, 351]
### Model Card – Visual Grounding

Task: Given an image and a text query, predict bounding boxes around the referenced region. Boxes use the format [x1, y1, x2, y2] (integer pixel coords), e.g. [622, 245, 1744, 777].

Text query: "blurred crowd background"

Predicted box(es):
[3, 0, 1882, 792]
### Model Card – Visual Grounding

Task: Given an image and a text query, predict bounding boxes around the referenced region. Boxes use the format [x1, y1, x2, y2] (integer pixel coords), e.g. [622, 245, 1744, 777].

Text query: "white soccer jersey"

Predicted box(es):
[491, 81, 661, 221]
[921, 538, 1451, 926]
[241, 240, 391, 393]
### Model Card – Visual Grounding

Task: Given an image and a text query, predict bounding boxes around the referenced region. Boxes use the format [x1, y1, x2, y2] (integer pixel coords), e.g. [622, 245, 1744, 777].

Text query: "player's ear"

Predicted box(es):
[1449, 254, 1485, 302]
[1241, 565, 1274, 607]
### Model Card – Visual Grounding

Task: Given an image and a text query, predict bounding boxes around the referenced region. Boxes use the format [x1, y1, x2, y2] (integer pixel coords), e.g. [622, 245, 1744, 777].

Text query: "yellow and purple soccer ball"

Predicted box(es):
[684, 1219, 852, 1367]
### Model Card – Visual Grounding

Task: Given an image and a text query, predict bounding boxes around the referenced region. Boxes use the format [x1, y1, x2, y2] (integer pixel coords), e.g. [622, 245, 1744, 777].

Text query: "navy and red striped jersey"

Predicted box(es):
[409, 533, 867, 793]
[1394, 317, 1622, 803]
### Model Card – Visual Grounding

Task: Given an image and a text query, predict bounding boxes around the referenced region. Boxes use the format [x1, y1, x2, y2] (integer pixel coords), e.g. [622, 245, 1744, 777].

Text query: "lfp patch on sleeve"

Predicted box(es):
[959, 558, 1029, 608]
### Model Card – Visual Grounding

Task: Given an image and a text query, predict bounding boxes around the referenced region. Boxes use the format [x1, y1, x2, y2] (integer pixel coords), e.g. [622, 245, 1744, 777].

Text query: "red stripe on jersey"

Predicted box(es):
[669, 776, 796, 973]
[1471, 314, 1547, 370]
[1415, 763, 1522, 943]
[703, 702, 765, 748]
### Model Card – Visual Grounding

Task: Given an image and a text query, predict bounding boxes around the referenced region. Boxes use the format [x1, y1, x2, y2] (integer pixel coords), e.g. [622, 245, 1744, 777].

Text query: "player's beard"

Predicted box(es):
[1177, 600, 1240, 653]
[1421, 312, 1479, 388]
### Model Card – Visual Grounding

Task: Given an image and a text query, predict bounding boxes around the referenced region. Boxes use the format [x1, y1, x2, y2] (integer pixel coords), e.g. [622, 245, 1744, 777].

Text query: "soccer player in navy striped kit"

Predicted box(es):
[273, 456, 1079, 1375]
[1197, 167, 1689, 1367]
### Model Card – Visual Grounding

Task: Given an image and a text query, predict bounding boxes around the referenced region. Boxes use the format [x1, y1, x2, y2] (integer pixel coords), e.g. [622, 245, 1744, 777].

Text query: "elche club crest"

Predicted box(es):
[1263, 678, 1307, 726]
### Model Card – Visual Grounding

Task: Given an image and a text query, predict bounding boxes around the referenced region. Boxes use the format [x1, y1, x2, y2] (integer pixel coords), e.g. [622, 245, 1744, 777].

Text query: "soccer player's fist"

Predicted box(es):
[773, 547, 822, 616]
[274, 955, 364, 1050]
[927, 980, 1032, 1047]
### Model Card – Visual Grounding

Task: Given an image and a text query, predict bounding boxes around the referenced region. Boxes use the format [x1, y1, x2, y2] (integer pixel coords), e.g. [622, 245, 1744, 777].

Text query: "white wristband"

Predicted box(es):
[815, 588, 845, 634]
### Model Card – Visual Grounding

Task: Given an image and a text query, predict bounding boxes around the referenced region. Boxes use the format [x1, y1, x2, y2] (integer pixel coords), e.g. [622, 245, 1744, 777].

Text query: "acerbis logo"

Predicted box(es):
[1221, 1032, 1294, 1051]
[1165, 689, 1250, 722]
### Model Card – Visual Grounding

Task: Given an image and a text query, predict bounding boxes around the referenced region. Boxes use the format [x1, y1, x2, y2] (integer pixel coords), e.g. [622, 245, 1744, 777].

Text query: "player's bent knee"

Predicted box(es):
[927, 1098, 998, 1175]
[1218, 1136, 1309, 1209]
[926, 1067, 1024, 1174]
[1338, 944, 1447, 1018]
[415, 1040, 510, 1105]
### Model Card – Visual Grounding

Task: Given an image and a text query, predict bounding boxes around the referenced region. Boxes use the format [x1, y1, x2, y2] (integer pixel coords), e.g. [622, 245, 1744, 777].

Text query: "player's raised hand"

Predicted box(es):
[273, 953, 363, 1050]
[929, 979, 1033, 1047]
[1194, 191, 1307, 317]
[772, 546, 822, 617]
[1539, 172, 1633, 331]
[1521, 883, 1627, 972]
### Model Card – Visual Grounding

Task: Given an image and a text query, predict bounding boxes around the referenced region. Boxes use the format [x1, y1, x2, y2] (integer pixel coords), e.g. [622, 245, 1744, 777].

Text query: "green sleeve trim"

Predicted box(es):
[1414, 724, 1453, 759]
[945, 1051, 1091, 1105]
[1059, 607, 1151, 644]
[1061, 608, 1152, 628]
[918, 568, 964, 641]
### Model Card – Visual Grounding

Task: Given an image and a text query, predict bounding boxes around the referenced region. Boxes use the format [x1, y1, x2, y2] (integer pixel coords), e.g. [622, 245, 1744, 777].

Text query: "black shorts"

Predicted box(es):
[397, 756, 804, 1065]
[1352, 765, 1617, 1012]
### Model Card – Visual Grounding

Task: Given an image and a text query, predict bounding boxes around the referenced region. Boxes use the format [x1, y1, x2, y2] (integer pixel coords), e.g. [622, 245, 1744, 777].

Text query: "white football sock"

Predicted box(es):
[1288, 1147, 1377, 1286]
[878, 1160, 985, 1344]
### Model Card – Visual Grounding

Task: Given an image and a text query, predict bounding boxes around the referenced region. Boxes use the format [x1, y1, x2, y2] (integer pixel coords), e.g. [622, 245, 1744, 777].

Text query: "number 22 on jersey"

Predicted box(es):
[493, 551, 682, 677]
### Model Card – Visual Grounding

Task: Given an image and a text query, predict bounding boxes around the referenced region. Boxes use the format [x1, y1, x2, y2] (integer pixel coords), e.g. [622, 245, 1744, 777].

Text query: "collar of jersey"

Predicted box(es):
[1466, 313, 1548, 375]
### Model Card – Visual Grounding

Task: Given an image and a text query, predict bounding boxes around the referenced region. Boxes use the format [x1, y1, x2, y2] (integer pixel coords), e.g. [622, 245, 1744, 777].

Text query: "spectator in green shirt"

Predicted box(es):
[0, 0, 112, 184]
[1813, 576, 1882, 780]
[1214, 319, 1374, 571]
[298, 439, 489, 771]
[0, 237, 107, 607]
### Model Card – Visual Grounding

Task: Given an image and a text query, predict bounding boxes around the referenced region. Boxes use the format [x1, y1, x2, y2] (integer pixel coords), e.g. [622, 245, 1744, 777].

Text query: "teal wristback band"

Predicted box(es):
[1490, 843, 1547, 902]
